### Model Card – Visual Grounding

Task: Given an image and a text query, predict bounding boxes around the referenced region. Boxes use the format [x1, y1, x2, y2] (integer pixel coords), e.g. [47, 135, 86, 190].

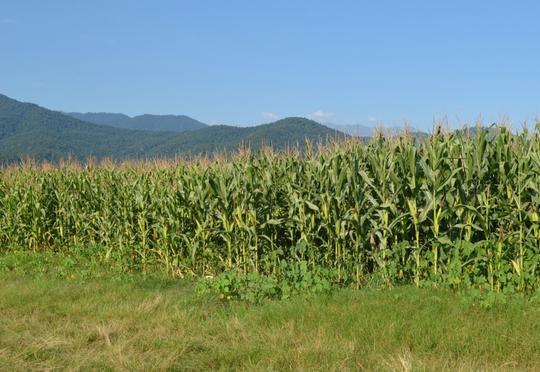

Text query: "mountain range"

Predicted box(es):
[0, 94, 345, 163]
[66, 112, 207, 132]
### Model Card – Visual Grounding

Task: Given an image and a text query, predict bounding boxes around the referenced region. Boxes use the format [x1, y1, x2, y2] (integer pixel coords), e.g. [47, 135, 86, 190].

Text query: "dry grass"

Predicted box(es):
[1, 270, 539, 371]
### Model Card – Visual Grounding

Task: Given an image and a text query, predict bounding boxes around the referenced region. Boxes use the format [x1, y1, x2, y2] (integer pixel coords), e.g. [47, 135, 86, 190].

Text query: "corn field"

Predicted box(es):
[1, 127, 540, 291]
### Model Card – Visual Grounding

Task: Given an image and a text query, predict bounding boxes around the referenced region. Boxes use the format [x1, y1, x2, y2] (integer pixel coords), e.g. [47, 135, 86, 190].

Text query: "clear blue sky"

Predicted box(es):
[1, 1, 539, 129]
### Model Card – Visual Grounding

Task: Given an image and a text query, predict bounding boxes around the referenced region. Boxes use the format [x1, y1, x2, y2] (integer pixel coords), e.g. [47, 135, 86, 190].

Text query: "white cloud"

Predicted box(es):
[368, 116, 377, 123]
[261, 111, 279, 120]
[309, 110, 335, 120]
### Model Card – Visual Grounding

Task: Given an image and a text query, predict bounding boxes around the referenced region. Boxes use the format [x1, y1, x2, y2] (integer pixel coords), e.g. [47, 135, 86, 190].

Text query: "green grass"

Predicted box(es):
[1, 252, 540, 371]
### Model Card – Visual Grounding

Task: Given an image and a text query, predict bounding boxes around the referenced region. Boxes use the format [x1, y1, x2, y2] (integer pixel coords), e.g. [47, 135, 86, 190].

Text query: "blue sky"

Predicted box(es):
[1, 1, 539, 130]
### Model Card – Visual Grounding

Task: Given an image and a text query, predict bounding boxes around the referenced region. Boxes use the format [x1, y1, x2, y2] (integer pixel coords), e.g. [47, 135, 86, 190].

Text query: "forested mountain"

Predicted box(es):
[66, 112, 207, 132]
[0, 94, 344, 163]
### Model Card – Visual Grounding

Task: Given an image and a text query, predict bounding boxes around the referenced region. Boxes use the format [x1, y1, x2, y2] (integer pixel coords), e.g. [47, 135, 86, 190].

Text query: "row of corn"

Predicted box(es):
[1, 126, 539, 291]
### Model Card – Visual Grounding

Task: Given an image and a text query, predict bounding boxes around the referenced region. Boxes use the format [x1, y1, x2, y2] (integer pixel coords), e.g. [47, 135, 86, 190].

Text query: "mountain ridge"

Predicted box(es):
[0, 93, 344, 163]
[66, 112, 207, 132]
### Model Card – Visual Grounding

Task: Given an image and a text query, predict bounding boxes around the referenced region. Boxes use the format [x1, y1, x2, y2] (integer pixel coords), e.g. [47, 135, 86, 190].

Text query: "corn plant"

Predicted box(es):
[1, 125, 540, 291]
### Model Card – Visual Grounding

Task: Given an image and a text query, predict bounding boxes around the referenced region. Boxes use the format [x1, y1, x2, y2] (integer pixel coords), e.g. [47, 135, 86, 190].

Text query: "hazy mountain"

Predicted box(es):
[325, 123, 374, 137]
[326, 123, 411, 137]
[66, 112, 207, 132]
[0, 94, 344, 163]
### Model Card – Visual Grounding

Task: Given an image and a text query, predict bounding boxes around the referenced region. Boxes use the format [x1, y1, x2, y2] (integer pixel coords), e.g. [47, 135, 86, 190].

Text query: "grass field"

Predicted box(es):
[1, 251, 540, 371]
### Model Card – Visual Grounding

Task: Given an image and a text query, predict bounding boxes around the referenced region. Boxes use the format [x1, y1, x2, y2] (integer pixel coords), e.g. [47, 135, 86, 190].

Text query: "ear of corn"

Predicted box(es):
[1, 126, 540, 291]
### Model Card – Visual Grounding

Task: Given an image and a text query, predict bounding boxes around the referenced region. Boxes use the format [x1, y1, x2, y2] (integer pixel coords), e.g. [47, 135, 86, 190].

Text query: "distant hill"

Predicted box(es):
[325, 123, 374, 137]
[150, 117, 346, 156]
[326, 123, 423, 137]
[0, 94, 344, 163]
[66, 112, 207, 132]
